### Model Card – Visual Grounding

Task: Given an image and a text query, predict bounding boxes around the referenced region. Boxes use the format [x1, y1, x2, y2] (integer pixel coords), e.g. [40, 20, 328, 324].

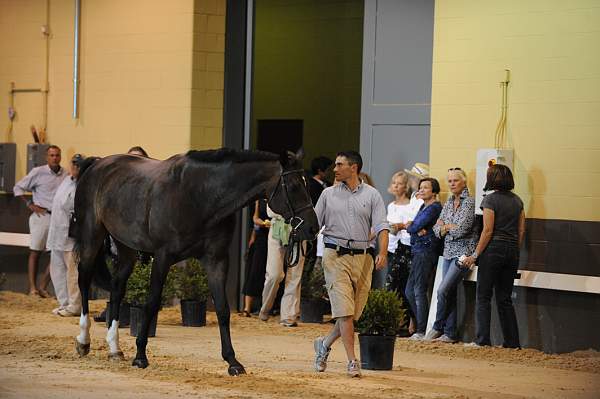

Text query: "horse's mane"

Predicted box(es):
[185, 148, 279, 164]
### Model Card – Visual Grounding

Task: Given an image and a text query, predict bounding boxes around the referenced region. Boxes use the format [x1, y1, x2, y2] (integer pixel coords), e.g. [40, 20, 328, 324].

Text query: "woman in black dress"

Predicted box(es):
[241, 199, 270, 316]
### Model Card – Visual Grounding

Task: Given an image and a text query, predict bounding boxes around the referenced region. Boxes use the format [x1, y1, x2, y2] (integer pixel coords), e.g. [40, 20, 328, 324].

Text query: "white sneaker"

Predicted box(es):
[408, 333, 425, 341]
[424, 329, 442, 340]
[464, 342, 483, 348]
[433, 334, 457, 344]
[51, 307, 62, 315]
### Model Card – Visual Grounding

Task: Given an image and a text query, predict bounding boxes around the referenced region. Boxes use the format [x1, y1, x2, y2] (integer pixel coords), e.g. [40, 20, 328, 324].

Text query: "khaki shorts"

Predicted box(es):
[29, 212, 51, 251]
[322, 248, 374, 320]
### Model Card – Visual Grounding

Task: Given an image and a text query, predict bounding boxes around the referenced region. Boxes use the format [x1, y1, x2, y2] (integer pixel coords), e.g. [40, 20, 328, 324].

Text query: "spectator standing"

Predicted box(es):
[425, 168, 476, 343]
[241, 200, 270, 317]
[313, 151, 389, 377]
[463, 164, 524, 349]
[404, 178, 442, 339]
[258, 206, 306, 327]
[13, 145, 66, 297]
[307, 156, 333, 206]
[47, 154, 84, 316]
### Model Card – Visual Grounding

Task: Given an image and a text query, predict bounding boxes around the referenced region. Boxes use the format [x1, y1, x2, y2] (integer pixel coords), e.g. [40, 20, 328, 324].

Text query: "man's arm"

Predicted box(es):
[13, 169, 45, 215]
[375, 229, 389, 270]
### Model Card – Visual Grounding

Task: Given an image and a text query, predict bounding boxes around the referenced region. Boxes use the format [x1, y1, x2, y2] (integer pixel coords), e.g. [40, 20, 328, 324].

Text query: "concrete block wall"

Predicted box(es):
[430, 1, 600, 222]
[0, 0, 226, 179]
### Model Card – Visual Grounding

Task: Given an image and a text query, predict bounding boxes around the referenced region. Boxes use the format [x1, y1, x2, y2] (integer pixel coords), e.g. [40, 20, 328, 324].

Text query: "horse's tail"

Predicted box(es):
[72, 155, 112, 291]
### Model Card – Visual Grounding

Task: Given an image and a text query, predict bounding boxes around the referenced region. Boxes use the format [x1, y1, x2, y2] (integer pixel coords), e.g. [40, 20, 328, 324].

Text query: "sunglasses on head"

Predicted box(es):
[448, 167, 462, 172]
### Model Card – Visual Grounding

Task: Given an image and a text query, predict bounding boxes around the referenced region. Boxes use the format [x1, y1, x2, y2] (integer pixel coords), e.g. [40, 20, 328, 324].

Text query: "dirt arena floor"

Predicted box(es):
[0, 291, 598, 399]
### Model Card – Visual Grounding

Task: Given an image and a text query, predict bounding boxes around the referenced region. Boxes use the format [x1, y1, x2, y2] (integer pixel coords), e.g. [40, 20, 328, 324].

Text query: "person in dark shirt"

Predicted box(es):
[405, 178, 443, 340]
[462, 164, 525, 348]
[307, 156, 333, 206]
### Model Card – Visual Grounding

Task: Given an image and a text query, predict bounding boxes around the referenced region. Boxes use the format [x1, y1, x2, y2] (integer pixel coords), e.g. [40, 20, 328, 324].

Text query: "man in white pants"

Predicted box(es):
[259, 206, 306, 327]
[13, 145, 66, 297]
[47, 154, 83, 316]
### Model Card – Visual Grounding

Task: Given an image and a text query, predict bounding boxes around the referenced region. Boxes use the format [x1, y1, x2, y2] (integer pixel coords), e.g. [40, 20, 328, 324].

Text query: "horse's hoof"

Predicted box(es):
[108, 351, 125, 361]
[228, 365, 246, 376]
[132, 357, 149, 368]
[75, 339, 90, 357]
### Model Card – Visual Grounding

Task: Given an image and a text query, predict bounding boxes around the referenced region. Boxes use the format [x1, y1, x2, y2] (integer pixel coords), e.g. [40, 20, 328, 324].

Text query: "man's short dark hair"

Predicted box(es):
[47, 145, 61, 153]
[336, 150, 362, 173]
[310, 156, 333, 175]
[484, 164, 515, 191]
[419, 177, 440, 194]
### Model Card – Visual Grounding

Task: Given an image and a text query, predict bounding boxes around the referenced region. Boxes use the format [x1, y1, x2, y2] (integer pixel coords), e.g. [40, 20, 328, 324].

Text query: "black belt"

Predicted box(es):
[324, 243, 374, 256]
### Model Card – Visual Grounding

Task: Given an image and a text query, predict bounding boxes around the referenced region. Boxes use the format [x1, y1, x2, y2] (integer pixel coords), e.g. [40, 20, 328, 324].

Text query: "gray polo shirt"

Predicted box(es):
[315, 181, 389, 250]
[13, 165, 66, 210]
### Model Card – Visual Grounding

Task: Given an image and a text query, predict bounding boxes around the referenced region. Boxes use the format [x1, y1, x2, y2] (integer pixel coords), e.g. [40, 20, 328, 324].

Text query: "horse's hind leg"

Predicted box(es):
[106, 241, 136, 361]
[75, 228, 107, 357]
[132, 251, 174, 369]
[202, 246, 246, 376]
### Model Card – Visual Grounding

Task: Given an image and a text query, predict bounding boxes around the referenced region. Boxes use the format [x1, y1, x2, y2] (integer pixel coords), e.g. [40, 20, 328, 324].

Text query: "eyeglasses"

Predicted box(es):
[448, 167, 462, 171]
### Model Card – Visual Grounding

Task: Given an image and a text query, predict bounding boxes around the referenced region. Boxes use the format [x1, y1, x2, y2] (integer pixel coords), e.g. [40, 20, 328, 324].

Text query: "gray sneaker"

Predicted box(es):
[313, 337, 331, 372]
[424, 329, 442, 341]
[347, 359, 361, 378]
[259, 311, 269, 322]
[434, 334, 457, 343]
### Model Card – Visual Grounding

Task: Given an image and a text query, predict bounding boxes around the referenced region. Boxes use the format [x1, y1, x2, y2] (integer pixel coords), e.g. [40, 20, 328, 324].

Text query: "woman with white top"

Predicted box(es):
[47, 154, 84, 317]
[384, 171, 422, 333]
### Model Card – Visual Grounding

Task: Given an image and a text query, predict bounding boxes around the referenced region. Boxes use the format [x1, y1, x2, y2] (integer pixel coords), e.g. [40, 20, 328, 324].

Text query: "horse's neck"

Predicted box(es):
[201, 161, 280, 220]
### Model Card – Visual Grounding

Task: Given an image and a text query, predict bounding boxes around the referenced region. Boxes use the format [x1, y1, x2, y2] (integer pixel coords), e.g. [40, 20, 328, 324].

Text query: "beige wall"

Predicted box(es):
[430, 1, 600, 221]
[0, 0, 224, 181]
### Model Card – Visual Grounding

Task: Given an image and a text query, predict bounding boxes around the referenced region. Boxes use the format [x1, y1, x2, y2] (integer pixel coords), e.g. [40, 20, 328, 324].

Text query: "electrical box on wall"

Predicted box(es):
[27, 143, 50, 173]
[475, 148, 514, 215]
[0, 143, 16, 193]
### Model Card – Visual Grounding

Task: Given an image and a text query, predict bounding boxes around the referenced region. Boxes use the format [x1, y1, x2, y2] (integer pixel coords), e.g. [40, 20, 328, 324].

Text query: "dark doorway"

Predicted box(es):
[256, 119, 303, 154]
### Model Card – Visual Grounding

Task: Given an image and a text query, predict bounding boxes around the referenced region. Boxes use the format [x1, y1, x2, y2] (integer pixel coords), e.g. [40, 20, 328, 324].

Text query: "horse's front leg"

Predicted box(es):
[205, 256, 246, 376]
[132, 254, 172, 369]
[106, 245, 136, 361]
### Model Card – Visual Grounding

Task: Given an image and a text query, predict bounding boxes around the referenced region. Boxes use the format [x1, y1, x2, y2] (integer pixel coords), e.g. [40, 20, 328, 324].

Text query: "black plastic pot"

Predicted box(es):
[300, 299, 324, 323]
[129, 305, 158, 337]
[358, 334, 396, 370]
[105, 301, 131, 328]
[180, 300, 207, 327]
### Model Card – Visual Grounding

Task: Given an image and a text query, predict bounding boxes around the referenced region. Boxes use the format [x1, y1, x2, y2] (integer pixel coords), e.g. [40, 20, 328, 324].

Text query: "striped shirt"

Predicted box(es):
[13, 165, 66, 210]
[315, 181, 389, 250]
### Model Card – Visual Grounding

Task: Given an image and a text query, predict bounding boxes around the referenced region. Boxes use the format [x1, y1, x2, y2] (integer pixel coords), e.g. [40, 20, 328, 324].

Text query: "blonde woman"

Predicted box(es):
[426, 168, 476, 343]
[383, 171, 422, 332]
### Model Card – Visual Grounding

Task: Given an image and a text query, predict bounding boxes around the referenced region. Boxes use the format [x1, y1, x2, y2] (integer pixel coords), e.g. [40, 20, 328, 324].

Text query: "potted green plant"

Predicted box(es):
[300, 262, 328, 323]
[356, 288, 405, 370]
[124, 257, 176, 337]
[174, 258, 210, 327]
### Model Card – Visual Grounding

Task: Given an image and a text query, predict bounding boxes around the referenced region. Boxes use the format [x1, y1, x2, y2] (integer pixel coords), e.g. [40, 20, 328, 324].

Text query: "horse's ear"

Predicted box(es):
[279, 150, 296, 167]
[295, 147, 305, 161]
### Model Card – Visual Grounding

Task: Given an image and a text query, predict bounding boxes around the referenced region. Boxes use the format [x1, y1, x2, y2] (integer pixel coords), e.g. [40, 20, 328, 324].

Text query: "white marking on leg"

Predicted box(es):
[77, 313, 91, 345]
[106, 320, 120, 354]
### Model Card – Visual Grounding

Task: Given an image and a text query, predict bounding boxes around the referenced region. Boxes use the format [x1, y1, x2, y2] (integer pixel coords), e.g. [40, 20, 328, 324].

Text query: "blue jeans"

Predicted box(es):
[404, 250, 437, 334]
[432, 257, 470, 340]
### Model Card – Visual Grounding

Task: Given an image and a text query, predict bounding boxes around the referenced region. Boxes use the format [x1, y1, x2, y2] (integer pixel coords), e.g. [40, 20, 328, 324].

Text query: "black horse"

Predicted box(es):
[72, 148, 318, 376]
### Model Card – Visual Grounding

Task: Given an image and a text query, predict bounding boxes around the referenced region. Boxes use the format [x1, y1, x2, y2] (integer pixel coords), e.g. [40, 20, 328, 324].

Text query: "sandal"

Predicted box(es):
[240, 310, 251, 318]
[38, 289, 51, 298]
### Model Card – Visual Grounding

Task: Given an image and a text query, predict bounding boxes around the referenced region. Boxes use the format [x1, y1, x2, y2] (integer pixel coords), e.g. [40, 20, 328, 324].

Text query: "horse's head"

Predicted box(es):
[267, 149, 319, 241]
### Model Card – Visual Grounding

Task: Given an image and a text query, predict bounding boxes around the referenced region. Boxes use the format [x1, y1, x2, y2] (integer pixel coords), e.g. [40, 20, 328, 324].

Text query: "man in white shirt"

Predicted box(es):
[13, 145, 66, 297]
